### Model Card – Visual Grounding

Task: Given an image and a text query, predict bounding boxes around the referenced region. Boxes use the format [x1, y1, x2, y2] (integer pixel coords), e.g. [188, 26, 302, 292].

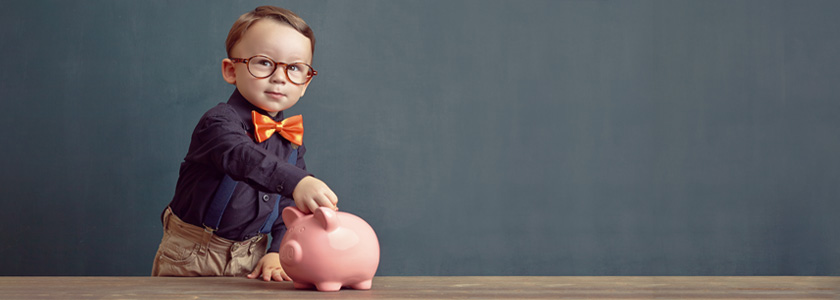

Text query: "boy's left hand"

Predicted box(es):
[247, 252, 291, 281]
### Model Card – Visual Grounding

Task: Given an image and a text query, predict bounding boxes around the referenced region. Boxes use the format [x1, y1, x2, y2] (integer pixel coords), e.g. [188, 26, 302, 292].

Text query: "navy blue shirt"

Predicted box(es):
[166, 89, 311, 252]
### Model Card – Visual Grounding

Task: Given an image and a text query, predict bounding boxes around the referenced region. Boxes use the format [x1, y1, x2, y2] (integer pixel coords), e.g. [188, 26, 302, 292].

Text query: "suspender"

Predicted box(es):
[203, 175, 237, 232]
[203, 148, 298, 235]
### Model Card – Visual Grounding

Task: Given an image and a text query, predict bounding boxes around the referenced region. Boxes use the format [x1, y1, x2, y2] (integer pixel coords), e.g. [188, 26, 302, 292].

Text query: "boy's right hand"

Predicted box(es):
[292, 176, 338, 214]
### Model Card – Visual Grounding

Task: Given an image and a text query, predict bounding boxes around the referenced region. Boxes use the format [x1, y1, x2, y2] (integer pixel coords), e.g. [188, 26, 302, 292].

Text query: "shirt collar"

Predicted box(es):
[226, 88, 285, 123]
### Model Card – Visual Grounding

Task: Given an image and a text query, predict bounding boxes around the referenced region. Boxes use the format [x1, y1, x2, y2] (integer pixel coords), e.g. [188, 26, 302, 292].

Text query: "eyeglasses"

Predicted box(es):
[230, 55, 317, 85]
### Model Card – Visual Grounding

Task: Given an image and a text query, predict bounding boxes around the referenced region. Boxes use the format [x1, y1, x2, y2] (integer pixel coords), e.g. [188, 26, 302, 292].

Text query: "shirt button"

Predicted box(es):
[262, 194, 270, 202]
[276, 185, 284, 193]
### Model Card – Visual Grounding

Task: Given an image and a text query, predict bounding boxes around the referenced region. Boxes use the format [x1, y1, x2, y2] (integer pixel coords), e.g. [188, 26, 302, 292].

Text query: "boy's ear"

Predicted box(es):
[221, 58, 236, 84]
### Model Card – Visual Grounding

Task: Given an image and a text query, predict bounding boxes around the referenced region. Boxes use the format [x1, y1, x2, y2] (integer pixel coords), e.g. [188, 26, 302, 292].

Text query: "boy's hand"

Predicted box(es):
[247, 252, 290, 281]
[292, 176, 338, 214]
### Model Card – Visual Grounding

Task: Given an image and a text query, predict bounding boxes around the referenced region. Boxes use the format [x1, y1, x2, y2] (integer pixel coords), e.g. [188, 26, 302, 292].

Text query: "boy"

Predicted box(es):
[152, 6, 338, 282]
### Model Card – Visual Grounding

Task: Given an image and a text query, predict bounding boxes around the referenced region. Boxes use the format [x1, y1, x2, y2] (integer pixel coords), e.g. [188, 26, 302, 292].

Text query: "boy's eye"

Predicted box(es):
[256, 59, 273, 67]
[250, 58, 274, 69]
[287, 64, 300, 72]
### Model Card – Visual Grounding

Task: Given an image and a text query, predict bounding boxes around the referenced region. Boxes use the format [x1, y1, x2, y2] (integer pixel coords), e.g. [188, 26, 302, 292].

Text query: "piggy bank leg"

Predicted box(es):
[350, 280, 373, 290]
[315, 282, 343, 292]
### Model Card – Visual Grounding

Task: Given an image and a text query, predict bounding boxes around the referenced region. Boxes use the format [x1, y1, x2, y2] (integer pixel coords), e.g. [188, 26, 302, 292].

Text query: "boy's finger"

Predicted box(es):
[307, 200, 319, 214]
[247, 264, 262, 279]
[272, 270, 285, 281]
[328, 190, 338, 206]
[295, 200, 311, 214]
[316, 195, 337, 211]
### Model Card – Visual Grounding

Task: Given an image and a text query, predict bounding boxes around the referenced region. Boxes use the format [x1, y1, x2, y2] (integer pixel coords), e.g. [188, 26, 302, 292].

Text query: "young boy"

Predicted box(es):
[152, 6, 338, 282]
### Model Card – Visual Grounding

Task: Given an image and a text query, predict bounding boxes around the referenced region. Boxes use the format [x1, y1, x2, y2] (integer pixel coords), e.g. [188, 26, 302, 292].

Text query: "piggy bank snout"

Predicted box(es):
[280, 240, 303, 265]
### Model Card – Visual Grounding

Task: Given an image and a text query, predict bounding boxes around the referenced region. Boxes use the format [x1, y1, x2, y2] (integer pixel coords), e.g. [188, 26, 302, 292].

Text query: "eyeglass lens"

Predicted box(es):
[247, 56, 312, 84]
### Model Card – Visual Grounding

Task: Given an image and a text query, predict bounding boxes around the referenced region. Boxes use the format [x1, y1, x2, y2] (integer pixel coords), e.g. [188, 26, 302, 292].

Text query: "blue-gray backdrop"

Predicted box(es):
[1, 0, 839, 276]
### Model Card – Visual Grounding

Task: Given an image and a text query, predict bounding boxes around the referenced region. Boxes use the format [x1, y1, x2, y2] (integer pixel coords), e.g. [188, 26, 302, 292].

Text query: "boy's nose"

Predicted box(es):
[269, 67, 286, 84]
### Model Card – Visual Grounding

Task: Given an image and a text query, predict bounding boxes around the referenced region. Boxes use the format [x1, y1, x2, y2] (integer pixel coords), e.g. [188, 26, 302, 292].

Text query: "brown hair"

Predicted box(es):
[225, 6, 315, 58]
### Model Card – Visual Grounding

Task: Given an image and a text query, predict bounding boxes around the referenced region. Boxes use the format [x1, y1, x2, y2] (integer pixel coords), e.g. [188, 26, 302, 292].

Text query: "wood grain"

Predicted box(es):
[0, 276, 837, 299]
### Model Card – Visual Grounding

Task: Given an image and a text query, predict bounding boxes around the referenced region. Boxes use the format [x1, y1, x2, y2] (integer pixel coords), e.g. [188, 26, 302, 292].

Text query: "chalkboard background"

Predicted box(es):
[1, 0, 839, 276]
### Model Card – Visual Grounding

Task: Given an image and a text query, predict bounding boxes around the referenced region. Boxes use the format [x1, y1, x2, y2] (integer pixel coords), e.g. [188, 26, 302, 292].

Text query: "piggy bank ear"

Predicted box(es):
[314, 207, 339, 232]
[282, 206, 305, 224]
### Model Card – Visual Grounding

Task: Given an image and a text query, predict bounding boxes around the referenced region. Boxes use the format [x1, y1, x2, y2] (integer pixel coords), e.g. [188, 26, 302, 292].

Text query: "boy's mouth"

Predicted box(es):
[265, 91, 286, 99]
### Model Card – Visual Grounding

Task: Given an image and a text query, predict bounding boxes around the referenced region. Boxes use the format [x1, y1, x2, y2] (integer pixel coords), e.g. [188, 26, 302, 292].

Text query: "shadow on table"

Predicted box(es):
[223, 278, 376, 296]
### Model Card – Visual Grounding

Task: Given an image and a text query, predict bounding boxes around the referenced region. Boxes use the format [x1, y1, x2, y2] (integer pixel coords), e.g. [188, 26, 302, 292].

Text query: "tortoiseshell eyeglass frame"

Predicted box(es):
[230, 55, 317, 85]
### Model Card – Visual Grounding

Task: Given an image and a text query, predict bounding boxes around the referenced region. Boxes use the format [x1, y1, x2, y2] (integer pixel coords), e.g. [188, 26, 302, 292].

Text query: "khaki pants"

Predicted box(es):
[151, 207, 267, 277]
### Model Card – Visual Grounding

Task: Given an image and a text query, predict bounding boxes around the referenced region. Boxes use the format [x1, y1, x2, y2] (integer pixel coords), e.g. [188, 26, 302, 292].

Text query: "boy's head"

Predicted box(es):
[225, 6, 315, 59]
[222, 6, 316, 117]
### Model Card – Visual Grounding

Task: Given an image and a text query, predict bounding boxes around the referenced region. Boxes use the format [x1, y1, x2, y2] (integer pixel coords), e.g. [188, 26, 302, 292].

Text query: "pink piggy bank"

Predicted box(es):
[279, 206, 380, 292]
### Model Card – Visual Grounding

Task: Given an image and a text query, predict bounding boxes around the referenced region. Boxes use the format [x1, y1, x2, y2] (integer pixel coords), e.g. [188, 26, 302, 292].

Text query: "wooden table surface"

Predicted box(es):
[0, 276, 838, 299]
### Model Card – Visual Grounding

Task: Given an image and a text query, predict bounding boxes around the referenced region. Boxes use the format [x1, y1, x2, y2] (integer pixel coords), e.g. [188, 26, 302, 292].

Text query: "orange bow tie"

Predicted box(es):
[252, 110, 303, 145]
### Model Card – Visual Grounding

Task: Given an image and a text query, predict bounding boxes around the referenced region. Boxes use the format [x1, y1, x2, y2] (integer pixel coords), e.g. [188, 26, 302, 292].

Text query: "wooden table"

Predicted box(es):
[1, 276, 837, 299]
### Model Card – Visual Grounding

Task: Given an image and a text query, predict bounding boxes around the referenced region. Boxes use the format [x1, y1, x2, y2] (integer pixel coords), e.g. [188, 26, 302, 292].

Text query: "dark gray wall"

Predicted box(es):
[1, 0, 839, 276]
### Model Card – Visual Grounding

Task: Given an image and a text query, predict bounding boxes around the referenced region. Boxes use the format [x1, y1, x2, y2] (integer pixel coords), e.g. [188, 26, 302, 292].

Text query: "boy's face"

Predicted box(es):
[222, 20, 313, 117]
